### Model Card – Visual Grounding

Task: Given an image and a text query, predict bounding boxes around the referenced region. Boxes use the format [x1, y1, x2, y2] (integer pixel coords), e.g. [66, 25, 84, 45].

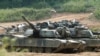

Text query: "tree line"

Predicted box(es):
[0, 0, 69, 8]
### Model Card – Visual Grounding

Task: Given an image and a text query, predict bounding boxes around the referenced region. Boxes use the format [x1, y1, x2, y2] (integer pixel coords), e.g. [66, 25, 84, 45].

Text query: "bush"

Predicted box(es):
[0, 0, 100, 22]
[60, 0, 93, 13]
[0, 48, 7, 56]
[0, 8, 52, 22]
[93, 9, 100, 19]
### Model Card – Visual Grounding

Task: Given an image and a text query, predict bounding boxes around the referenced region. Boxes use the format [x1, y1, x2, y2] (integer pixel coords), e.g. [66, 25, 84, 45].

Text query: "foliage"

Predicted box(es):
[0, 0, 100, 22]
[0, 37, 9, 56]
[1, 37, 10, 48]
[93, 8, 100, 19]
[0, 48, 7, 56]
[0, 8, 52, 22]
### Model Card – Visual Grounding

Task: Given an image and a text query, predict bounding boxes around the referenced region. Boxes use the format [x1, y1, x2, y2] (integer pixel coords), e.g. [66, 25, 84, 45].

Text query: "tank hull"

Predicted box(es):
[7, 38, 85, 52]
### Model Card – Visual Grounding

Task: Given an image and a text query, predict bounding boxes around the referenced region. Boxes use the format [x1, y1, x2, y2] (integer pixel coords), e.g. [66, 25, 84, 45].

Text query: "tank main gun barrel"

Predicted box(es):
[22, 16, 37, 31]
[22, 16, 31, 25]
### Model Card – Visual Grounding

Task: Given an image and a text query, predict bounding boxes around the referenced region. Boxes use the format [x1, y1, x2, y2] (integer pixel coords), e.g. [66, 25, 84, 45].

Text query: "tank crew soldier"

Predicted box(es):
[65, 27, 71, 38]
[61, 26, 71, 38]
[56, 27, 62, 35]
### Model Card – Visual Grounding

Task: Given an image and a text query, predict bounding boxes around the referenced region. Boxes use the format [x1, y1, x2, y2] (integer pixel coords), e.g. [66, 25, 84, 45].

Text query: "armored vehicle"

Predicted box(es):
[4, 16, 86, 53]
[1, 16, 100, 53]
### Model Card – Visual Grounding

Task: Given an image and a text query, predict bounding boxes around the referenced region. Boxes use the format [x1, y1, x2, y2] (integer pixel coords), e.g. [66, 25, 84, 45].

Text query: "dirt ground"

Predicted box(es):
[6, 52, 100, 56]
[1, 13, 100, 56]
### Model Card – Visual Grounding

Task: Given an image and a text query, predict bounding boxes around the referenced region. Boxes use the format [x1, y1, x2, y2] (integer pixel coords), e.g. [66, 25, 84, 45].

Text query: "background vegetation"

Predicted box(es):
[0, 0, 100, 22]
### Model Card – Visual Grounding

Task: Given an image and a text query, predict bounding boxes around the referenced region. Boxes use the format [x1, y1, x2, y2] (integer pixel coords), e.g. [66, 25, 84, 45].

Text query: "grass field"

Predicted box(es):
[0, 0, 100, 22]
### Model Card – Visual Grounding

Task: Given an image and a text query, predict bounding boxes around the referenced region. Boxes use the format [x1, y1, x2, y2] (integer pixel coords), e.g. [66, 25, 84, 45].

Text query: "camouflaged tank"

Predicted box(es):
[5, 16, 86, 53]
[4, 16, 100, 53]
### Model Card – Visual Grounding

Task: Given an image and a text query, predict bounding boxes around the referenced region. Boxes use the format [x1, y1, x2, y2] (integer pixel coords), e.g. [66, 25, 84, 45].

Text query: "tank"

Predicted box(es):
[5, 16, 86, 53]
[3, 16, 100, 53]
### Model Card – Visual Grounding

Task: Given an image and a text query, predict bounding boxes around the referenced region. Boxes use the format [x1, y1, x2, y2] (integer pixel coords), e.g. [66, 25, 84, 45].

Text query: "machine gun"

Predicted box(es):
[22, 16, 40, 37]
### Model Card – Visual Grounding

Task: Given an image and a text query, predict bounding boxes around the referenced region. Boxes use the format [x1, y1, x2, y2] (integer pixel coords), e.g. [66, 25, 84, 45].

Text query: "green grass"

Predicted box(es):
[0, 37, 10, 56]
[0, 8, 52, 22]
[93, 8, 100, 19]
[57, 0, 100, 19]
[0, 48, 7, 56]
[0, 0, 100, 22]
[60, 0, 92, 13]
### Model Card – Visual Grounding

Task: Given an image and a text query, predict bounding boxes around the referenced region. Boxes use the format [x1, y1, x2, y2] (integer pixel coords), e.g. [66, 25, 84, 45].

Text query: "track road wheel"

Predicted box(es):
[37, 47, 44, 53]
[31, 47, 38, 53]
[6, 46, 18, 52]
[78, 46, 86, 52]
[45, 48, 52, 53]
[94, 47, 100, 52]
[6, 46, 12, 52]
[31, 47, 44, 53]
